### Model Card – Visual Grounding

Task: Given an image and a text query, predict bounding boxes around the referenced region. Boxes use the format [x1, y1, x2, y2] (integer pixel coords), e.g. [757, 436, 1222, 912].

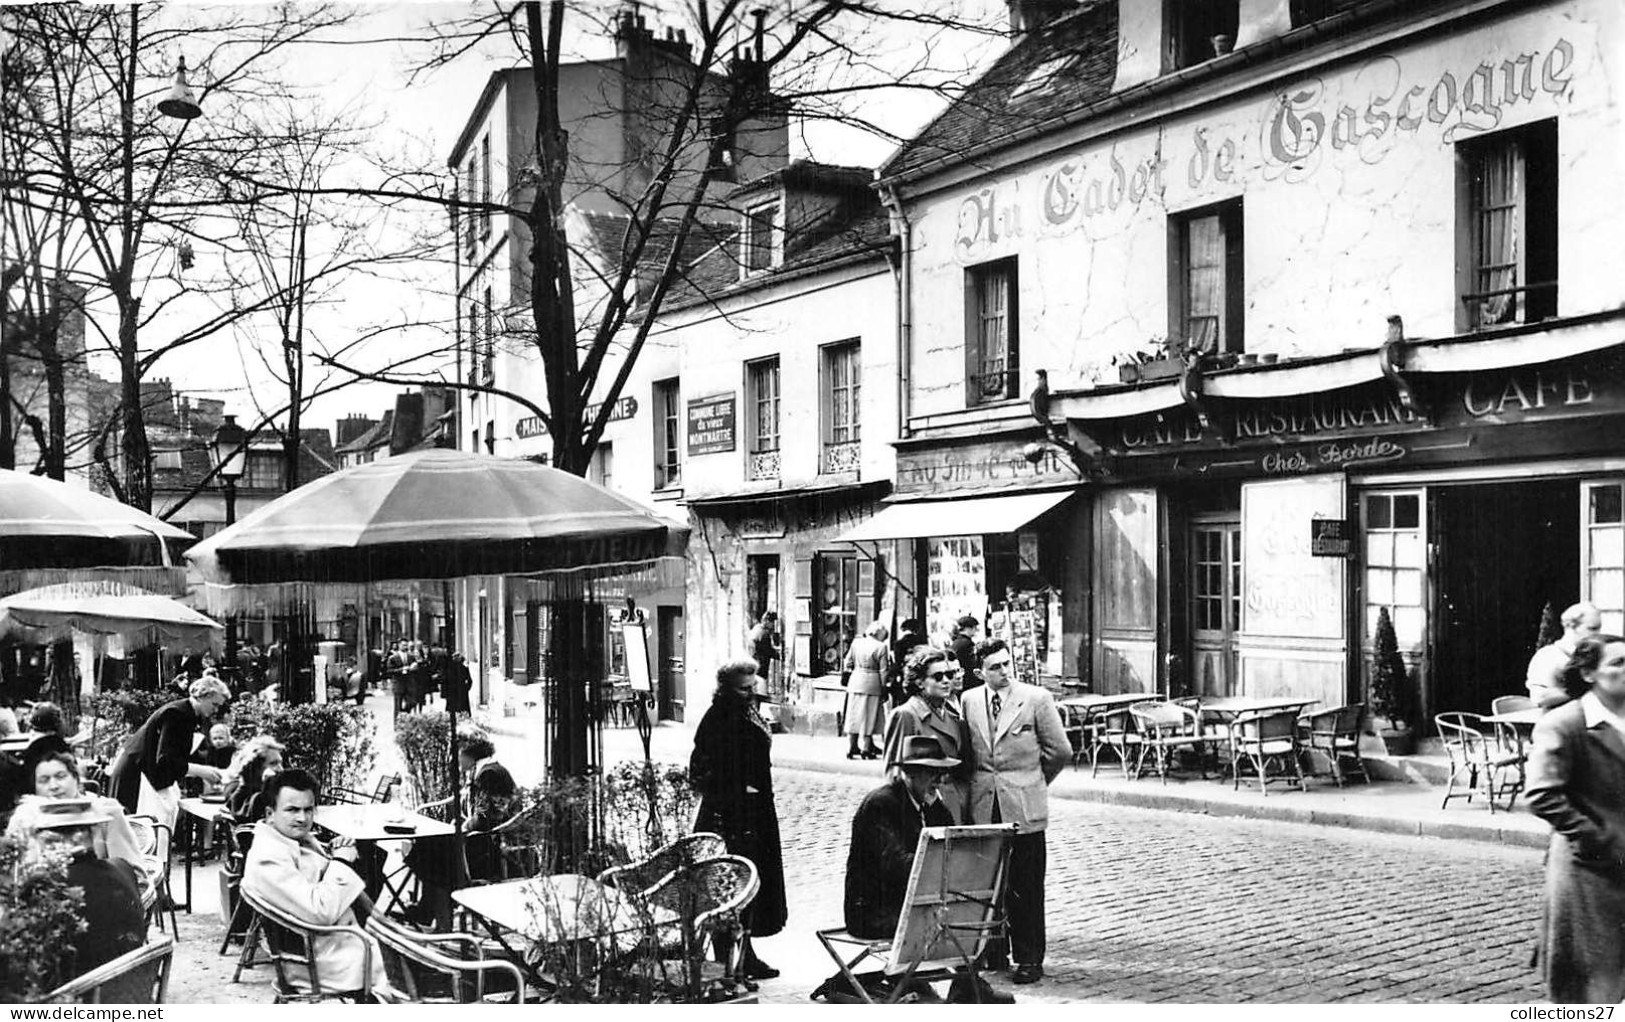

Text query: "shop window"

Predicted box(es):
[813, 550, 872, 677]
[1170, 200, 1244, 355]
[1584, 480, 1625, 634]
[746, 356, 780, 480]
[653, 378, 681, 489]
[1459, 119, 1557, 329]
[1363, 491, 1425, 648]
[964, 258, 1018, 404]
[821, 340, 861, 474]
[1166, 0, 1239, 71]
[743, 200, 779, 275]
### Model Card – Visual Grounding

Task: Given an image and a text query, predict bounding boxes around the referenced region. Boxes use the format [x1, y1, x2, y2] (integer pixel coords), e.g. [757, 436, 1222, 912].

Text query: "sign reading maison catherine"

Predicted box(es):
[952, 34, 1578, 263]
[515, 396, 638, 440]
[686, 394, 736, 455]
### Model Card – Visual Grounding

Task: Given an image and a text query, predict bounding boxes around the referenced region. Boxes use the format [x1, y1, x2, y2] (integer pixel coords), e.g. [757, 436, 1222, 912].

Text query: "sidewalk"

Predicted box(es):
[487, 708, 1550, 850]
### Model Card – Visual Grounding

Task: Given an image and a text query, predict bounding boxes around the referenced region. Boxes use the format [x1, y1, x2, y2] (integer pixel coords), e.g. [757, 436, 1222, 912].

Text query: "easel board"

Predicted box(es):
[887, 824, 1013, 975]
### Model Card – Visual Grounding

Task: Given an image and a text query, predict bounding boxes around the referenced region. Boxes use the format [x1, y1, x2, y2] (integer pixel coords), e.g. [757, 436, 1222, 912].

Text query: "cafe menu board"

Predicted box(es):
[926, 536, 985, 644]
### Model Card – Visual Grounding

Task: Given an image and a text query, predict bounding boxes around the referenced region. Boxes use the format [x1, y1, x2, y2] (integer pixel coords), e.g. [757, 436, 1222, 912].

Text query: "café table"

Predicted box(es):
[1483, 706, 1543, 766]
[314, 802, 454, 913]
[1059, 692, 1161, 766]
[453, 874, 670, 995]
[1191, 695, 1320, 724]
[177, 794, 234, 913]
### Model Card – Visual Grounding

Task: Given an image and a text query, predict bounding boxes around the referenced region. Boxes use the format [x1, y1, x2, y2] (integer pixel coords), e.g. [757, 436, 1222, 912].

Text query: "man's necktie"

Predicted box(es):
[991, 692, 1002, 721]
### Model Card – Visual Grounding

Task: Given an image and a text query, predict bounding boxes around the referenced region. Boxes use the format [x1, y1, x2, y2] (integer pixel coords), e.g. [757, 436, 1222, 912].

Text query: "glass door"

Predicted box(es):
[1190, 519, 1241, 696]
[1583, 479, 1625, 634]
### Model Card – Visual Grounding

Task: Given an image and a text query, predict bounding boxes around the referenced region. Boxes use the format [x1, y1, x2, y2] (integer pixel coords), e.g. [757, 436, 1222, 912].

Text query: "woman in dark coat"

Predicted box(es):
[690, 658, 787, 980]
[106, 676, 230, 828]
[1526, 632, 1625, 1004]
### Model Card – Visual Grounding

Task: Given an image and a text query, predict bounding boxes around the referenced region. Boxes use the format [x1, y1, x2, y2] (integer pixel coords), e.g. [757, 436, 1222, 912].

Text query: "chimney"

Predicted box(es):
[1007, 0, 1074, 37]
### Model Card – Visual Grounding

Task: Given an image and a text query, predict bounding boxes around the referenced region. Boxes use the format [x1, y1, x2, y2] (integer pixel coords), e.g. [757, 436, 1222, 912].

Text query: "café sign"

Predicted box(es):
[1310, 518, 1353, 558]
[687, 393, 737, 456]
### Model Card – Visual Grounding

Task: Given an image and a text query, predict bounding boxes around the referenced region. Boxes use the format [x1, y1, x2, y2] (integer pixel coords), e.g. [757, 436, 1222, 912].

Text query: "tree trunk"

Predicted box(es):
[118, 298, 151, 511]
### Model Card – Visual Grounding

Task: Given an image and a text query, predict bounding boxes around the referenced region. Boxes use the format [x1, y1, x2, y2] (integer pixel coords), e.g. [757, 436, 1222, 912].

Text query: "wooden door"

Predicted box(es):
[657, 606, 685, 722]
[1190, 519, 1241, 696]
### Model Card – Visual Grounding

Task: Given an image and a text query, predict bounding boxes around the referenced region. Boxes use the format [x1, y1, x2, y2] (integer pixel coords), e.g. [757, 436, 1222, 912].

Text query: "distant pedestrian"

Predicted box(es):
[747, 612, 780, 679]
[949, 616, 982, 692]
[1526, 632, 1625, 1003]
[689, 659, 786, 980]
[842, 621, 890, 761]
[887, 618, 925, 707]
[961, 637, 1069, 984]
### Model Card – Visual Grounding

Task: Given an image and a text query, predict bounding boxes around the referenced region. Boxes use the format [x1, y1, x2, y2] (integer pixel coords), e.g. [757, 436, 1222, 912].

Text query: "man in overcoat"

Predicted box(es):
[960, 638, 1069, 984]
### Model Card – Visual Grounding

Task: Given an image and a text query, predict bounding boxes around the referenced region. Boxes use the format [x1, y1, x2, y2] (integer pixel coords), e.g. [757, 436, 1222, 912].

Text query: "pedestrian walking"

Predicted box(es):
[960, 637, 1069, 984]
[842, 621, 891, 760]
[689, 658, 787, 981]
[1526, 631, 1625, 1003]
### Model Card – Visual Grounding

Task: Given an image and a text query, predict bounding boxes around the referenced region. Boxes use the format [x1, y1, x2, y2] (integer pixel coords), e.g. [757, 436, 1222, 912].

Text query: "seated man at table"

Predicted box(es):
[811, 736, 1012, 1004]
[403, 734, 518, 929]
[241, 768, 393, 999]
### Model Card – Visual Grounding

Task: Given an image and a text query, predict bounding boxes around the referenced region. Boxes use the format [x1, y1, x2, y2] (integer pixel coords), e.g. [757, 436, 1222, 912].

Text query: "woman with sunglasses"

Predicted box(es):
[881, 646, 970, 823]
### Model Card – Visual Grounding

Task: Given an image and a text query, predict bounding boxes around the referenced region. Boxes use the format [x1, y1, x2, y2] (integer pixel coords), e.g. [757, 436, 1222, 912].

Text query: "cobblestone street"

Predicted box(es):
[751, 768, 1547, 1004]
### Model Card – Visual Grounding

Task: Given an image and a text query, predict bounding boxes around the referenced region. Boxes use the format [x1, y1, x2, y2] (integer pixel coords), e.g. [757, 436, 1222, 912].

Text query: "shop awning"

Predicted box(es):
[835, 490, 1074, 543]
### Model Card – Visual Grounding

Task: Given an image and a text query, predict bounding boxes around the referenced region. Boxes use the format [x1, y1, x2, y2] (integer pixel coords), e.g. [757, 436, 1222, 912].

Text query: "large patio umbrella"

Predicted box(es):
[0, 581, 222, 647]
[185, 448, 686, 588]
[1, 469, 194, 594]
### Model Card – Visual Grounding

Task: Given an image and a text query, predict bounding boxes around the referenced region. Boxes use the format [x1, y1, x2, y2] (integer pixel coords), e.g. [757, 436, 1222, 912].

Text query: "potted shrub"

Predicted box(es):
[1369, 606, 1419, 755]
[0, 836, 85, 1002]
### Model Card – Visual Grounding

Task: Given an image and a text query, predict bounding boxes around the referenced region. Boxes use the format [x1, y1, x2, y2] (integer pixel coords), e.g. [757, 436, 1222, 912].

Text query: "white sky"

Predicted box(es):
[123, 1, 1007, 435]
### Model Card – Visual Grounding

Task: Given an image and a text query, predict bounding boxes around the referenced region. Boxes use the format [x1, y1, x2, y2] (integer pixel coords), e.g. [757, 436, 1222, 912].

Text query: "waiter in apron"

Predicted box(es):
[107, 675, 230, 830]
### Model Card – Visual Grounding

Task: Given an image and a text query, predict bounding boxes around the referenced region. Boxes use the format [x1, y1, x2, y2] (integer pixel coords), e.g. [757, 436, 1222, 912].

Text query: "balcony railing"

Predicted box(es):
[821, 440, 860, 474]
[1462, 280, 1557, 329]
[749, 449, 781, 481]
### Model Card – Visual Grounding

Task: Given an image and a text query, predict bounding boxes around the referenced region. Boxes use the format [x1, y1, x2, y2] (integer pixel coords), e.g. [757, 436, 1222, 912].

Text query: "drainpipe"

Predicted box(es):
[877, 183, 912, 440]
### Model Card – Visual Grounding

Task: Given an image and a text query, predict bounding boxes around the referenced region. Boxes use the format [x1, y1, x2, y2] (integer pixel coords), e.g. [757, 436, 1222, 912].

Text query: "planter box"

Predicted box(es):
[1119, 357, 1185, 384]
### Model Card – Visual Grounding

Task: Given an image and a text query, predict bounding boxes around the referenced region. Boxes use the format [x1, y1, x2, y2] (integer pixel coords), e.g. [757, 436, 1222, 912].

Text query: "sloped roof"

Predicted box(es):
[881, 0, 1452, 186]
[335, 410, 393, 455]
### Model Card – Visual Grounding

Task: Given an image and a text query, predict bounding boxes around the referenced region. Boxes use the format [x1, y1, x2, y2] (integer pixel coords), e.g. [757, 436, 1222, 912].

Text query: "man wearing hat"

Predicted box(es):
[28, 800, 147, 984]
[814, 735, 1013, 1004]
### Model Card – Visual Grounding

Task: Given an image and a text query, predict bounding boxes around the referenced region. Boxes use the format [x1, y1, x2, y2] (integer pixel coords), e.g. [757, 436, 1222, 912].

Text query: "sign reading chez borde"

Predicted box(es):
[686, 393, 737, 455]
[1115, 362, 1620, 454]
[897, 439, 1071, 494]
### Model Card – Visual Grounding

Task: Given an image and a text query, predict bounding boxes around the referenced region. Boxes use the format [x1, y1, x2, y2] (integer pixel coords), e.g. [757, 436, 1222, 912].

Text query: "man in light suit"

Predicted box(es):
[960, 637, 1069, 984]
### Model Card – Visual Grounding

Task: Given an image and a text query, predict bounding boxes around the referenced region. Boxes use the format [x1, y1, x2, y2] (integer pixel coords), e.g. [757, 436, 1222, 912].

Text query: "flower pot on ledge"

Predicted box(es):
[1378, 727, 1416, 756]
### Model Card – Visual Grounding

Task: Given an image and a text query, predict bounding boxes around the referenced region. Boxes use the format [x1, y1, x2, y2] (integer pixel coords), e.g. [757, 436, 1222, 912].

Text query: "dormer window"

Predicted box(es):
[1166, 0, 1238, 71]
[743, 200, 779, 275]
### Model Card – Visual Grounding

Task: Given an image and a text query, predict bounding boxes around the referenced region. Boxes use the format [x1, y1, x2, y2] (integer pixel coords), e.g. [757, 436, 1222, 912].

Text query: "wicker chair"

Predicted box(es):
[1090, 707, 1142, 779]
[1129, 701, 1211, 783]
[1298, 703, 1369, 787]
[636, 854, 760, 990]
[365, 913, 526, 1003]
[1228, 709, 1306, 794]
[597, 833, 728, 896]
[46, 935, 174, 1004]
[237, 886, 380, 1002]
[1436, 712, 1524, 813]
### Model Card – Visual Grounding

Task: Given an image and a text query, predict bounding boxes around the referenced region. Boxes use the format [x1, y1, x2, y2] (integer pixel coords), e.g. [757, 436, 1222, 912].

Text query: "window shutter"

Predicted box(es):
[1006, 262, 1020, 395]
[964, 267, 980, 406]
[1225, 203, 1245, 352]
[856, 557, 878, 632]
[793, 555, 815, 674]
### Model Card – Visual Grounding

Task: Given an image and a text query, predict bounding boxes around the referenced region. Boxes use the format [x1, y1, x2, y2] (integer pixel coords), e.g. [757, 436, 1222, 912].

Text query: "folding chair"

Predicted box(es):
[815, 825, 1014, 1004]
[47, 935, 175, 1004]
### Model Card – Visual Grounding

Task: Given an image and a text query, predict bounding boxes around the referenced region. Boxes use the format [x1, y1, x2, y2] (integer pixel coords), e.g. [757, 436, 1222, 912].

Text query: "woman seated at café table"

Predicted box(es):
[8, 750, 156, 898]
[223, 735, 286, 822]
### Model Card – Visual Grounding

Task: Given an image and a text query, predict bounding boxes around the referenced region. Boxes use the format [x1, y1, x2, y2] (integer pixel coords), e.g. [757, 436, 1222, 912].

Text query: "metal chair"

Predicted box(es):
[597, 832, 728, 896]
[46, 935, 174, 1004]
[1435, 712, 1524, 813]
[1128, 701, 1211, 783]
[1090, 707, 1142, 779]
[127, 814, 179, 935]
[365, 913, 526, 1003]
[1491, 695, 1535, 715]
[324, 775, 400, 806]
[1298, 703, 1369, 787]
[1228, 709, 1306, 794]
[637, 854, 760, 992]
[237, 886, 380, 1002]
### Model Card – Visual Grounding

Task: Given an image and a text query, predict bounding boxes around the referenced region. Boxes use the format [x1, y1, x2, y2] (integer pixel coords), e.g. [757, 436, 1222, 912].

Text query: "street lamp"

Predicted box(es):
[210, 414, 248, 667]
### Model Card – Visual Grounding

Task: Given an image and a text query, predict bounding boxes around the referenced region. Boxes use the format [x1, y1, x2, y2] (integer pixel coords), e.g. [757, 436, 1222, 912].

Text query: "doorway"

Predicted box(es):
[656, 606, 686, 722]
[1189, 518, 1242, 696]
[1431, 479, 1579, 714]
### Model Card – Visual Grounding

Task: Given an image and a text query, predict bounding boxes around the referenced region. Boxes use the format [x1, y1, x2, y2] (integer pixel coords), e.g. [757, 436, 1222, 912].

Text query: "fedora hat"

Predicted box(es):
[897, 735, 960, 770]
[33, 798, 111, 829]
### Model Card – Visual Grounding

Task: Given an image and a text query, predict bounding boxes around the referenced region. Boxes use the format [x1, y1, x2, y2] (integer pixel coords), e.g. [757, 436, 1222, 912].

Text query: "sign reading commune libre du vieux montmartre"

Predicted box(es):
[686, 393, 737, 456]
